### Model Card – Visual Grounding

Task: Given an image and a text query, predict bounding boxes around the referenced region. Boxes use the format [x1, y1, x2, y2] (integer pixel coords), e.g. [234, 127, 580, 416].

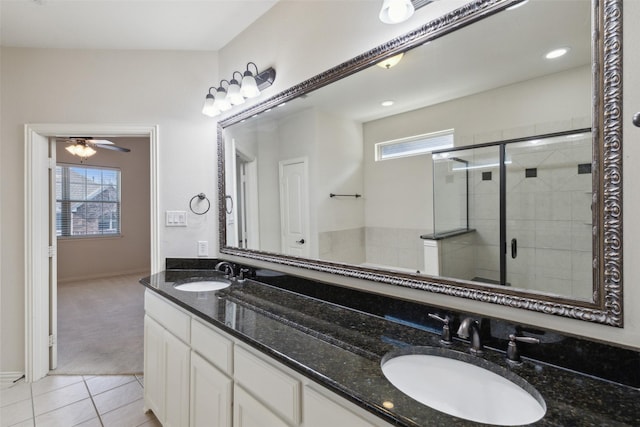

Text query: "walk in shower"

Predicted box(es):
[430, 129, 593, 300]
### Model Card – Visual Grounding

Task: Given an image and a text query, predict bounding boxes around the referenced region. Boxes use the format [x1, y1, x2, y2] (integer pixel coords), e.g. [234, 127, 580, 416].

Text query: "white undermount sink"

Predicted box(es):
[173, 279, 231, 292]
[381, 348, 546, 426]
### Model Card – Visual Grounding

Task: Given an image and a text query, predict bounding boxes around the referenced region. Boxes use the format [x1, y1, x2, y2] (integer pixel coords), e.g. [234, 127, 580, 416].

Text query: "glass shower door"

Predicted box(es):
[504, 132, 593, 298]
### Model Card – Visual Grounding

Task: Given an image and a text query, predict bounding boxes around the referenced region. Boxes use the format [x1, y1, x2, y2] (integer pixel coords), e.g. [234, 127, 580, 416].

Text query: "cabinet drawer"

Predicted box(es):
[191, 319, 233, 375]
[234, 346, 301, 425]
[144, 290, 190, 343]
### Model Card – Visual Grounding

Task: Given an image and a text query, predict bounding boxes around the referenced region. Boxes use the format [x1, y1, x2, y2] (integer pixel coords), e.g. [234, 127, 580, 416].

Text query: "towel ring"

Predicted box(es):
[189, 193, 210, 215]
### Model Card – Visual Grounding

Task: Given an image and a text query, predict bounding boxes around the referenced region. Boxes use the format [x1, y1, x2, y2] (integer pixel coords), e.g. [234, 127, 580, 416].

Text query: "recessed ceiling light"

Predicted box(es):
[381, 100, 394, 107]
[545, 47, 570, 59]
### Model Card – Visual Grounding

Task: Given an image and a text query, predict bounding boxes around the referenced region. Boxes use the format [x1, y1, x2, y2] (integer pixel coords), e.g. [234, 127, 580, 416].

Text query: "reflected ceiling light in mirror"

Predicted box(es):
[545, 47, 570, 59]
[376, 52, 404, 69]
[379, 0, 414, 24]
[201, 63, 276, 117]
[381, 100, 395, 107]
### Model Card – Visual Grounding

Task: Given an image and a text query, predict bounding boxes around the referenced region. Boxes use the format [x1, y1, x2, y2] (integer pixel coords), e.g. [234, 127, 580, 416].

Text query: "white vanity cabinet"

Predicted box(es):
[143, 292, 191, 427]
[143, 290, 391, 427]
[190, 319, 234, 427]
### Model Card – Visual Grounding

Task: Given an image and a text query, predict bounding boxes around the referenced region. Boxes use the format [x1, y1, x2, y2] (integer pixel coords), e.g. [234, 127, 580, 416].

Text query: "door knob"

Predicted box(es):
[296, 239, 305, 244]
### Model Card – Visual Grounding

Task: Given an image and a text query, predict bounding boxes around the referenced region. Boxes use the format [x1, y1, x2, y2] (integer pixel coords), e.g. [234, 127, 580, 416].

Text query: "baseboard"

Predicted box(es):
[1, 372, 26, 389]
[58, 269, 150, 285]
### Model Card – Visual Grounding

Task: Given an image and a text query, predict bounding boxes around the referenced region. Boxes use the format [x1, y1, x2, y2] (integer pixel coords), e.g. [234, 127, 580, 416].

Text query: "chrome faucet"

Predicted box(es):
[215, 261, 236, 279]
[457, 317, 484, 355]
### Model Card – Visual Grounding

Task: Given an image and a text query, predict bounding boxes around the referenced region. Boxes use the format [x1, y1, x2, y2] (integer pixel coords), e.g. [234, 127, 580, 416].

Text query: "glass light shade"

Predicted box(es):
[240, 71, 260, 98]
[376, 52, 404, 69]
[214, 88, 232, 112]
[66, 143, 96, 158]
[379, 0, 414, 24]
[201, 94, 219, 117]
[226, 79, 245, 105]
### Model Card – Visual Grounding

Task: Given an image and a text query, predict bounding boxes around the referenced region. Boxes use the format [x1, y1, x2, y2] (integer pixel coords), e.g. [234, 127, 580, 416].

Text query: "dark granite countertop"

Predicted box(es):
[141, 268, 640, 426]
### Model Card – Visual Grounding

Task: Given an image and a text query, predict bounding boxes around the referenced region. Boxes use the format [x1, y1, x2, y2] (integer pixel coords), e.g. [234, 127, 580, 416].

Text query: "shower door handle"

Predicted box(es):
[511, 238, 517, 259]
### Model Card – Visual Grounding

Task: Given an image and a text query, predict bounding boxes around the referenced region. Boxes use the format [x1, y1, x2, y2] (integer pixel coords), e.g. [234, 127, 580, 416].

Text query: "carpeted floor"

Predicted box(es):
[52, 273, 147, 375]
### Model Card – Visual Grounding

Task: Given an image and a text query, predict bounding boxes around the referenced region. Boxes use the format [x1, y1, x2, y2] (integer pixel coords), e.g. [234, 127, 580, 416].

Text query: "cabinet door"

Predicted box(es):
[304, 386, 382, 427]
[144, 315, 165, 422]
[164, 328, 191, 427]
[233, 385, 289, 427]
[191, 352, 232, 427]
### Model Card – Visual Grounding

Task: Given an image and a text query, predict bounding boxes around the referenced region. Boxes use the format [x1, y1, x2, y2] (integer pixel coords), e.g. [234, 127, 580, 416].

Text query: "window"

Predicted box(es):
[375, 129, 454, 161]
[56, 164, 121, 237]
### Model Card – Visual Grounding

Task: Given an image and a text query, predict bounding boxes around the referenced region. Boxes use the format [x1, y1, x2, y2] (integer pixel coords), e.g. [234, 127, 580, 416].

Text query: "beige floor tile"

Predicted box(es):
[0, 399, 33, 427]
[100, 398, 157, 427]
[72, 417, 102, 427]
[85, 375, 136, 397]
[0, 382, 31, 408]
[5, 419, 34, 427]
[137, 418, 162, 427]
[93, 381, 143, 415]
[33, 382, 89, 416]
[31, 376, 83, 397]
[33, 398, 96, 427]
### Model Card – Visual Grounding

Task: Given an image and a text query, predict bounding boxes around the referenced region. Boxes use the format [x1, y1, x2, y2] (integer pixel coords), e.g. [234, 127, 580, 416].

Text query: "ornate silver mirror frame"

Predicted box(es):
[218, 0, 623, 326]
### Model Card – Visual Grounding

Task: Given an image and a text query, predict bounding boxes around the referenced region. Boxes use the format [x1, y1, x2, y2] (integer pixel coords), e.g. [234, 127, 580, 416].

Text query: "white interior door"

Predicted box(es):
[236, 152, 260, 250]
[279, 158, 310, 257]
[225, 138, 239, 247]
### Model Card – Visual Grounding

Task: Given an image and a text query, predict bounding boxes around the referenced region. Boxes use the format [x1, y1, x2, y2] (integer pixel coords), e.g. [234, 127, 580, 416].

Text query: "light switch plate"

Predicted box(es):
[166, 210, 187, 226]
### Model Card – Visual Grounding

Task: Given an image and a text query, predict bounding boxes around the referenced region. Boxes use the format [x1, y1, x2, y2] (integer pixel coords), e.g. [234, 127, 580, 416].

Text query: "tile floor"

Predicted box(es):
[1, 375, 160, 427]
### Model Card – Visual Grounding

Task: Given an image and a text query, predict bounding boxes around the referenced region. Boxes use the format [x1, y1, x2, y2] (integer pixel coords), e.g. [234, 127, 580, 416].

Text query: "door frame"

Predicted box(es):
[24, 123, 160, 382]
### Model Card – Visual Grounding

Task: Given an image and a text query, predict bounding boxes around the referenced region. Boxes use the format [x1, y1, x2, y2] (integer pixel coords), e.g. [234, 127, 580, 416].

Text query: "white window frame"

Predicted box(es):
[56, 163, 122, 238]
[375, 129, 454, 161]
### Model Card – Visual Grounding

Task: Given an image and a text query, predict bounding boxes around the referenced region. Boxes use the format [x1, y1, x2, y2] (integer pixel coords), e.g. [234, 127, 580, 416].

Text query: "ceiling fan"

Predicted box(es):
[60, 137, 131, 159]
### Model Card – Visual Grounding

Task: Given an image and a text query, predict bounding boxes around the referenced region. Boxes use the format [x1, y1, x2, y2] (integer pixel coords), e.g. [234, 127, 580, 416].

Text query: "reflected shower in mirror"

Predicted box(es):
[219, 0, 622, 326]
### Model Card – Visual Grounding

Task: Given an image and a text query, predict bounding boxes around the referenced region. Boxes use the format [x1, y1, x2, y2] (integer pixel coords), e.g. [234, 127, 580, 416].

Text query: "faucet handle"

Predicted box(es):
[238, 268, 250, 281]
[428, 313, 452, 345]
[506, 334, 540, 365]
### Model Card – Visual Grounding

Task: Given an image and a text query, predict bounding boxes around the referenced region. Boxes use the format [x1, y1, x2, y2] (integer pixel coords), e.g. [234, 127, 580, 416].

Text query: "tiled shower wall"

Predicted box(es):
[318, 227, 425, 273]
[438, 132, 593, 300]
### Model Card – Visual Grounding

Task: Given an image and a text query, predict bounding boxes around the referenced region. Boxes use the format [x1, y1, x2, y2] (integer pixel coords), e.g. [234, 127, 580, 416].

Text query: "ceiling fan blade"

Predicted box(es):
[85, 139, 114, 145]
[94, 143, 131, 152]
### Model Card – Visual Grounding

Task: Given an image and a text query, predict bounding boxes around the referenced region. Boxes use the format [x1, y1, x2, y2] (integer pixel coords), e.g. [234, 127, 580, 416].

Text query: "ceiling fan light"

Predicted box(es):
[379, 0, 414, 24]
[240, 71, 260, 98]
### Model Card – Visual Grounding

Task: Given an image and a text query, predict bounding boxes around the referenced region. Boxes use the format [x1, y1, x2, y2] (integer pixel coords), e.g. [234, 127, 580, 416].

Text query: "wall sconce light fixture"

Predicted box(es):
[202, 62, 276, 117]
[379, 0, 415, 24]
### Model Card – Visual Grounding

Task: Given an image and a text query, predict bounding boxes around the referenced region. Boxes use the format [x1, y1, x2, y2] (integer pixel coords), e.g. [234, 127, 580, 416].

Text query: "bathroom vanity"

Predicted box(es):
[141, 262, 640, 427]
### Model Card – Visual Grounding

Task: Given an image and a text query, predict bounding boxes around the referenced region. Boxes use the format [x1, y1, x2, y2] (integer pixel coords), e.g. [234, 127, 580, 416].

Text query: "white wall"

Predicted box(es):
[1, 48, 219, 373]
[218, 0, 640, 350]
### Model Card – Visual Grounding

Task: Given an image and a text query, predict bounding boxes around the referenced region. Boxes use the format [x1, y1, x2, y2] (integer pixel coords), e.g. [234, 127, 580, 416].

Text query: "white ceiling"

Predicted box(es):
[0, 0, 279, 51]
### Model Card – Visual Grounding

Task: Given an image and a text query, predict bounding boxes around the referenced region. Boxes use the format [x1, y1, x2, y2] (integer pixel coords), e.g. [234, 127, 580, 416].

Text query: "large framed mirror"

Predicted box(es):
[218, 0, 622, 326]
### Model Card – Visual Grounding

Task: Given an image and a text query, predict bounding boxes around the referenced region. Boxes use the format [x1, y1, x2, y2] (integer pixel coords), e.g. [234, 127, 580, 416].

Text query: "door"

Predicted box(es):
[278, 158, 310, 257]
[235, 152, 260, 250]
[190, 352, 232, 427]
[225, 138, 239, 247]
